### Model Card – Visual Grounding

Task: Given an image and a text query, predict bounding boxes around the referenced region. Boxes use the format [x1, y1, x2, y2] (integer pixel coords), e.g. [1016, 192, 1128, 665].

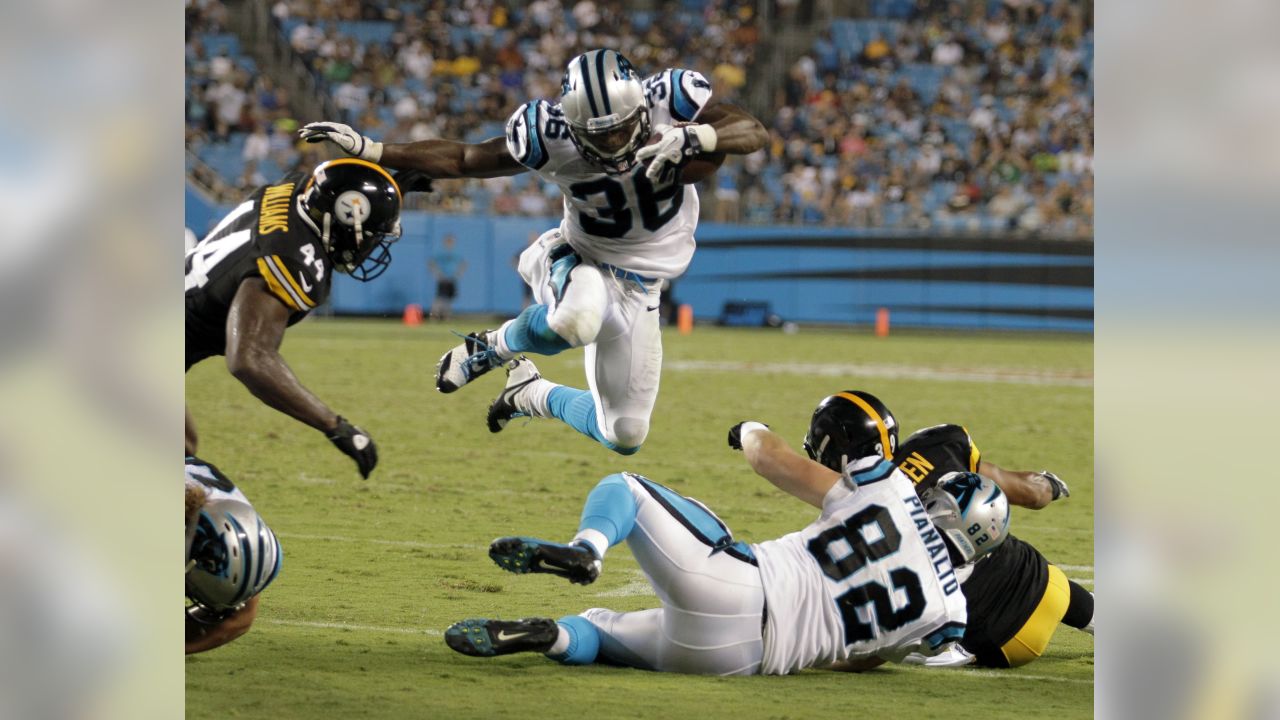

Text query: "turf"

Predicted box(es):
[185, 318, 1093, 719]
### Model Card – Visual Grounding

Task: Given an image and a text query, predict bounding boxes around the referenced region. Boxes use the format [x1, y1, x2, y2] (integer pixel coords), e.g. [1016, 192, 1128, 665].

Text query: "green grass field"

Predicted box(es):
[185, 318, 1093, 719]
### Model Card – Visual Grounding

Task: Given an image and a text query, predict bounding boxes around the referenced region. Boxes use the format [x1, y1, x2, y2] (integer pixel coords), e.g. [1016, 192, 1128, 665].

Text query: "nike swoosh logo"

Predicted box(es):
[496, 630, 529, 641]
[646, 305, 659, 312]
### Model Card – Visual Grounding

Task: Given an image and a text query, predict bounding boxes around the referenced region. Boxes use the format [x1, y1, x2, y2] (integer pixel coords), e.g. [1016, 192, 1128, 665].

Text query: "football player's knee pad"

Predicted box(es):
[603, 417, 649, 454]
[547, 267, 606, 346]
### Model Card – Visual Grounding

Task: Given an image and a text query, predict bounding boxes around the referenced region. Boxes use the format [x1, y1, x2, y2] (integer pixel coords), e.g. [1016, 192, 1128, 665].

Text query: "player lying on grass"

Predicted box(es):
[185, 456, 281, 654]
[302, 49, 768, 456]
[185, 159, 400, 477]
[742, 391, 1094, 668]
[443, 434, 1010, 674]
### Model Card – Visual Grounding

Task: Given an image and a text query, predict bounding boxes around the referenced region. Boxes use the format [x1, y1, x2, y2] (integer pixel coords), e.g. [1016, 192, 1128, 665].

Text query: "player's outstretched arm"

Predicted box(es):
[693, 102, 769, 155]
[977, 459, 1069, 509]
[729, 421, 838, 509]
[225, 278, 378, 477]
[185, 596, 259, 654]
[299, 122, 524, 179]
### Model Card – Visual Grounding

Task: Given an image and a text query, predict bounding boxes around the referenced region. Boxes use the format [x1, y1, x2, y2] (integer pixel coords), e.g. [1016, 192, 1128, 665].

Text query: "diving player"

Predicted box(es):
[185, 456, 281, 654]
[300, 49, 769, 455]
[766, 391, 1094, 668]
[441, 452, 992, 675]
[185, 159, 402, 477]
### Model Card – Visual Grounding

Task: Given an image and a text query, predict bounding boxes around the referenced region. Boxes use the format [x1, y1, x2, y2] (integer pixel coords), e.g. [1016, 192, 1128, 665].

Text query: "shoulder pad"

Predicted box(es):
[505, 100, 571, 170]
[644, 69, 713, 122]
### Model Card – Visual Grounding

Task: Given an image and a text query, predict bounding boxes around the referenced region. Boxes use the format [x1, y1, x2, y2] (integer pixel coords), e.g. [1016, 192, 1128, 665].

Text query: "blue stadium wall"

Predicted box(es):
[187, 186, 1093, 332]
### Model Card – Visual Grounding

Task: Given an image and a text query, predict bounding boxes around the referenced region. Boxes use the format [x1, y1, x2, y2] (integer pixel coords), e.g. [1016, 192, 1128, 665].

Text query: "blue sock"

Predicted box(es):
[546, 387, 640, 455]
[548, 615, 600, 665]
[504, 305, 572, 356]
[579, 474, 638, 546]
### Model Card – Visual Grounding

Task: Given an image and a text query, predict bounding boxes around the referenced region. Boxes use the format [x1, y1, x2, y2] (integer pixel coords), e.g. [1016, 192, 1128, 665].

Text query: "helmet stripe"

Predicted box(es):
[834, 391, 893, 460]
[596, 50, 612, 115]
[316, 157, 401, 198]
[579, 54, 600, 117]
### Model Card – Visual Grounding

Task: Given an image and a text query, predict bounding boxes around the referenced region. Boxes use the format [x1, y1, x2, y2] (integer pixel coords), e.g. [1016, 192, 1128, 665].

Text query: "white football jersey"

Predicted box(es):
[185, 456, 251, 507]
[752, 457, 968, 675]
[504, 68, 714, 280]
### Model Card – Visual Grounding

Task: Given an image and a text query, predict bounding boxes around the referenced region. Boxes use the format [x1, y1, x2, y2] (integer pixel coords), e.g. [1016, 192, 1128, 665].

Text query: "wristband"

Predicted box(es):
[690, 124, 718, 153]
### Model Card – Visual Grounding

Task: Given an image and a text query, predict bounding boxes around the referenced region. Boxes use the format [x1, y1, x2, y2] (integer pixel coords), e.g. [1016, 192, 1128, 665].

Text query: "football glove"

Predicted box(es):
[635, 123, 718, 183]
[326, 416, 378, 478]
[392, 168, 435, 195]
[299, 121, 383, 162]
[727, 421, 769, 451]
[1040, 470, 1070, 500]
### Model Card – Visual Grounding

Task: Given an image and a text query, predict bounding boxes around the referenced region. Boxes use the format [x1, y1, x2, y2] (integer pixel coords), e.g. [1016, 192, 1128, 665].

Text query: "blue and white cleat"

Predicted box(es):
[436, 329, 504, 393]
[444, 617, 559, 657]
[487, 356, 541, 433]
[489, 536, 602, 586]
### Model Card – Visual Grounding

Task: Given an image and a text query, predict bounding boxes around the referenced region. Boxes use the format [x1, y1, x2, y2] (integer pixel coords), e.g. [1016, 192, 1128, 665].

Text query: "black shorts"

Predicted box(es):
[436, 279, 457, 300]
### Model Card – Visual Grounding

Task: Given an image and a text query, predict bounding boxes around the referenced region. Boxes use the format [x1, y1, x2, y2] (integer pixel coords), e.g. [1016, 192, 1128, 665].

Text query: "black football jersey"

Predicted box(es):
[892, 424, 981, 495]
[894, 423, 1052, 667]
[185, 173, 332, 368]
[956, 534, 1050, 665]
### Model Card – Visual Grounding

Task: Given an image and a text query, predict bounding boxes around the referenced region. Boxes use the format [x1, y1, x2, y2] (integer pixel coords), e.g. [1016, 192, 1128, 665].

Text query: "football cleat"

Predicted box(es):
[436, 329, 503, 393]
[487, 356, 542, 433]
[489, 536, 602, 586]
[444, 617, 559, 657]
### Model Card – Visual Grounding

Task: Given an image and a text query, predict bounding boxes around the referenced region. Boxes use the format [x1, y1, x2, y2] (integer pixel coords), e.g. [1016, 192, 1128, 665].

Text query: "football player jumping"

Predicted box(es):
[301, 49, 768, 455]
[744, 391, 1094, 668]
[442, 442, 992, 674]
[185, 456, 281, 653]
[185, 159, 402, 477]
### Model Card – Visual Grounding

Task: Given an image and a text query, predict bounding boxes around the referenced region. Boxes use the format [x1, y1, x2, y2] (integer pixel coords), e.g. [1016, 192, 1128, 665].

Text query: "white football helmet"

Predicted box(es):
[185, 497, 282, 611]
[923, 471, 1010, 564]
[560, 49, 651, 173]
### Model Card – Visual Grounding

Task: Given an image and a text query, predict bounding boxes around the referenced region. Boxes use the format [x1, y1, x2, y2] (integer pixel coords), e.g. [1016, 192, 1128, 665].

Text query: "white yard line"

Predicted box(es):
[277, 532, 481, 550]
[957, 669, 1093, 685]
[264, 620, 1092, 685]
[264, 618, 442, 636]
[662, 360, 1093, 388]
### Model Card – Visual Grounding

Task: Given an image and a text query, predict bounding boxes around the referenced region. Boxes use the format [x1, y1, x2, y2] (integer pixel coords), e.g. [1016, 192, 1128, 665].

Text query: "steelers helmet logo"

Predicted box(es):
[334, 190, 373, 228]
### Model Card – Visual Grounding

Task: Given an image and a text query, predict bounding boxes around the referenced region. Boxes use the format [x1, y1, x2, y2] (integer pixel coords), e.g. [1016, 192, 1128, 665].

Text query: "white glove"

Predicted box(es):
[298, 121, 383, 162]
[1040, 470, 1070, 500]
[635, 123, 717, 182]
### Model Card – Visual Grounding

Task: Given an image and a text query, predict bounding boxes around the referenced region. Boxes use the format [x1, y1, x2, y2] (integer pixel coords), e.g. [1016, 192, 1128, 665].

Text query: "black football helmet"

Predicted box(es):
[803, 390, 899, 471]
[299, 158, 402, 281]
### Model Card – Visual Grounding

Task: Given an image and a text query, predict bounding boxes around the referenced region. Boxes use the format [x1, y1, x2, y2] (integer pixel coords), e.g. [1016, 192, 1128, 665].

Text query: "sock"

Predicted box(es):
[545, 387, 639, 454]
[547, 615, 600, 665]
[519, 378, 559, 419]
[547, 626, 571, 656]
[1062, 581, 1094, 631]
[571, 529, 611, 561]
[499, 305, 572, 357]
[546, 386, 608, 443]
[573, 474, 638, 559]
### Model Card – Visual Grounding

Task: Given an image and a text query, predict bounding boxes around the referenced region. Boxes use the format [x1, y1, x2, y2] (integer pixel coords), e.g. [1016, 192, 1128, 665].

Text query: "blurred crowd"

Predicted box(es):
[186, 0, 1092, 237]
[744, 0, 1093, 236]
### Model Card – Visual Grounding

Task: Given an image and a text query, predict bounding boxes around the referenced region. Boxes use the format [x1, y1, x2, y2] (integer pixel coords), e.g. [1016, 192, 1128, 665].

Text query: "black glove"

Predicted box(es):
[727, 421, 769, 451]
[1041, 471, 1069, 500]
[393, 168, 435, 195]
[327, 416, 378, 478]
